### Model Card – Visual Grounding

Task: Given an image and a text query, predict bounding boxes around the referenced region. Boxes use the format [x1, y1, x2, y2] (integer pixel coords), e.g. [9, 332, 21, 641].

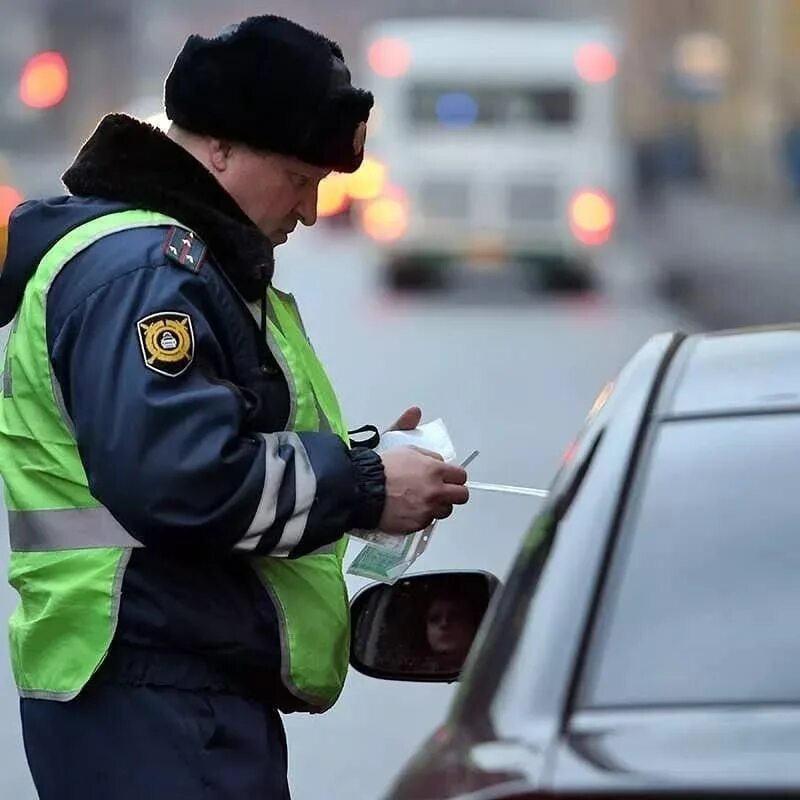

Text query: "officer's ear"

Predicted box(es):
[208, 138, 234, 174]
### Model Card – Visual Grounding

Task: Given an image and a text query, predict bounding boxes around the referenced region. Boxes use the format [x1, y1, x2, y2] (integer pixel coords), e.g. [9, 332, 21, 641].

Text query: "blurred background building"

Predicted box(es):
[619, 0, 800, 202]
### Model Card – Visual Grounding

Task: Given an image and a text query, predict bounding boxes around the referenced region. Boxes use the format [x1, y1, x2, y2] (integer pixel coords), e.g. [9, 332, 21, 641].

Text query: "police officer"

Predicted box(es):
[0, 15, 469, 799]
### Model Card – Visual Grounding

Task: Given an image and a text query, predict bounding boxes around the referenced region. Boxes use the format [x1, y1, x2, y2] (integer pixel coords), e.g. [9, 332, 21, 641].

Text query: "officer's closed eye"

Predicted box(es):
[287, 171, 313, 190]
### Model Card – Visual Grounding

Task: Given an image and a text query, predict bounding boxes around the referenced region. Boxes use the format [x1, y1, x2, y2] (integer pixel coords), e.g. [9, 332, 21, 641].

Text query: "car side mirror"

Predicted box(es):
[350, 570, 500, 683]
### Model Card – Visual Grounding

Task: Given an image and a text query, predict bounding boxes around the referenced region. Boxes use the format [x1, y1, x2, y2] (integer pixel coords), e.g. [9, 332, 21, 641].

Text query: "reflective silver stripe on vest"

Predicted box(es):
[2, 313, 20, 398]
[9, 508, 144, 552]
[1, 361, 11, 397]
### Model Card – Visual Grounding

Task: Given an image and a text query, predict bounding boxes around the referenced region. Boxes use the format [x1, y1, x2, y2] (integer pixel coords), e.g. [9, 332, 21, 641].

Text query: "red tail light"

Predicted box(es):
[569, 189, 615, 246]
[368, 38, 411, 78]
[575, 43, 617, 83]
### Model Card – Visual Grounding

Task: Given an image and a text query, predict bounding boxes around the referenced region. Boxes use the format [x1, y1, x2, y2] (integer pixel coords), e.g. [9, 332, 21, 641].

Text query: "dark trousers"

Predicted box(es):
[21, 680, 291, 799]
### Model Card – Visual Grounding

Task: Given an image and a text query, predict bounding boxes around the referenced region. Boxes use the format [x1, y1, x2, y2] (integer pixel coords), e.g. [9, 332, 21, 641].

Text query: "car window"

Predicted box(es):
[459, 383, 612, 726]
[410, 84, 576, 129]
[580, 414, 800, 708]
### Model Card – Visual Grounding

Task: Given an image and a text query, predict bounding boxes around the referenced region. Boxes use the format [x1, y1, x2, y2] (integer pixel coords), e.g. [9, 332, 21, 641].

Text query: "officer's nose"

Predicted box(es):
[296, 186, 319, 228]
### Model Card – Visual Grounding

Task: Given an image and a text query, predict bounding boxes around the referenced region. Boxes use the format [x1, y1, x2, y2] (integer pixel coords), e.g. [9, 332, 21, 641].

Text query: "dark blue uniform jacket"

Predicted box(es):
[0, 115, 384, 702]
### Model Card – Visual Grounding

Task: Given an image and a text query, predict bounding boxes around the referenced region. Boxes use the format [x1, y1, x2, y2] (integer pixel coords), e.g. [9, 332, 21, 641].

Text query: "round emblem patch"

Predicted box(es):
[137, 311, 195, 377]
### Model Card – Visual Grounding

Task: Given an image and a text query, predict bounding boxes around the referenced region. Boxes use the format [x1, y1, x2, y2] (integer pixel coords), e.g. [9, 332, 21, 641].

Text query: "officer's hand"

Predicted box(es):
[378, 447, 469, 535]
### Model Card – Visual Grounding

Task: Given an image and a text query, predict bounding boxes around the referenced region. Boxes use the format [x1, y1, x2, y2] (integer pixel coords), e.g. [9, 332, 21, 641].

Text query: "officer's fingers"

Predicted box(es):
[436, 484, 469, 506]
[439, 463, 468, 484]
[432, 504, 454, 520]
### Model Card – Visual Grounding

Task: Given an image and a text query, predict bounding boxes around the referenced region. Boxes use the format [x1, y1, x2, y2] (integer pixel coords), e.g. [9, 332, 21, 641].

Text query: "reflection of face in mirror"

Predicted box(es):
[351, 573, 494, 679]
[425, 596, 478, 670]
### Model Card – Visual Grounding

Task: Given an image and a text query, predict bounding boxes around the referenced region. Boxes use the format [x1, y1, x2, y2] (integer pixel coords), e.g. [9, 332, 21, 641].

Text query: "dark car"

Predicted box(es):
[350, 326, 800, 799]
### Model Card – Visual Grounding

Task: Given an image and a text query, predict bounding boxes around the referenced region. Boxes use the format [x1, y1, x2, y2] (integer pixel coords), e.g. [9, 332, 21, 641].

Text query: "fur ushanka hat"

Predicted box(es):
[165, 15, 374, 173]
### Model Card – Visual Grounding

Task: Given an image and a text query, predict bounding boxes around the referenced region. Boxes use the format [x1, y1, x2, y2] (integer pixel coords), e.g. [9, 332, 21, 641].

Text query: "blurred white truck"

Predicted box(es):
[350, 17, 628, 291]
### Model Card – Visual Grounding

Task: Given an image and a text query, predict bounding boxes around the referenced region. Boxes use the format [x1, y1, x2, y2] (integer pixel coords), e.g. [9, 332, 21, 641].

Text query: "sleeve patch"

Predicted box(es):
[137, 311, 195, 377]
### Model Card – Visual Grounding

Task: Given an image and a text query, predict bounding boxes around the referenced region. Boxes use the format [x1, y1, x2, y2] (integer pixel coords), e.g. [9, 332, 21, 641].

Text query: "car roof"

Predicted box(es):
[660, 325, 800, 419]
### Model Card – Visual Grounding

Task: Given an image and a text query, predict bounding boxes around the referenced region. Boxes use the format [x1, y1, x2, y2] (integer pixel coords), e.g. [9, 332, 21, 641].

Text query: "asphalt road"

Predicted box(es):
[640, 187, 800, 328]
[0, 226, 688, 799]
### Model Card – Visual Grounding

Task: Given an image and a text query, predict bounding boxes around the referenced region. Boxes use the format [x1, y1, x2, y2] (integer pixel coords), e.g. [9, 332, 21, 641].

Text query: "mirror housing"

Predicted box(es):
[349, 570, 500, 683]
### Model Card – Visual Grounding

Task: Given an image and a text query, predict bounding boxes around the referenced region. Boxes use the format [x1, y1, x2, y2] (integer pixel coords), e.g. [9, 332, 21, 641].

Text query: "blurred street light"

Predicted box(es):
[19, 51, 69, 109]
[0, 185, 23, 225]
[671, 32, 730, 100]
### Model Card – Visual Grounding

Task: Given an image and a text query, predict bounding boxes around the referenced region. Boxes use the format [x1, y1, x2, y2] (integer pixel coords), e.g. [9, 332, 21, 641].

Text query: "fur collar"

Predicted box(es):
[62, 113, 274, 301]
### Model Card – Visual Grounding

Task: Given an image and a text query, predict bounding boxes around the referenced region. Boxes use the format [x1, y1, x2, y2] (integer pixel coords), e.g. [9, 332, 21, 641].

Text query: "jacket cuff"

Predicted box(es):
[348, 447, 386, 530]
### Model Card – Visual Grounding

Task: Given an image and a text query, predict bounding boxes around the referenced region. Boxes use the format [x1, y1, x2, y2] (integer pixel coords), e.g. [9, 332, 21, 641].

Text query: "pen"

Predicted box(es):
[459, 449, 480, 468]
[457, 451, 548, 497]
[466, 481, 549, 498]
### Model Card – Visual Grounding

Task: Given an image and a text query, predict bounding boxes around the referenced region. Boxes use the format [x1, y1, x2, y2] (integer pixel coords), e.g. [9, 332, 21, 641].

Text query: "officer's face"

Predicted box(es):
[211, 141, 330, 245]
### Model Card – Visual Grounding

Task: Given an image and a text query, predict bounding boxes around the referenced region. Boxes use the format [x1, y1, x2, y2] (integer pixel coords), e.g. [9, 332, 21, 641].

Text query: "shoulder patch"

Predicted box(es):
[163, 227, 206, 272]
[137, 311, 195, 377]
